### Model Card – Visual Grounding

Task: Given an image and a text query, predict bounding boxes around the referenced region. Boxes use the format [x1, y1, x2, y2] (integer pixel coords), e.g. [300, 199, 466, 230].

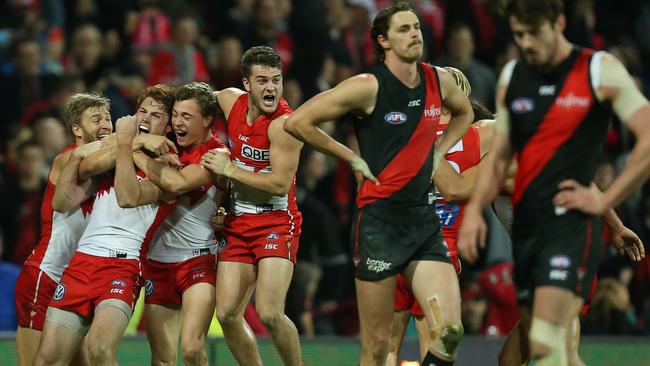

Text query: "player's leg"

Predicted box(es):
[84, 299, 132, 365]
[406, 260, 462, 365]
[33, 308, 88, 366]
[567, 316, 585, 366]
[385, 311, 411, 366]
[528, 286, 583, 366]
[180, 282, 216, 366]
[255, 257, 302, 366]
[356, 276, 399, 365]
[498, 308, 531, 366]
[70, 337, 92, 366]
[215, 261, 261, 366]
[414, 316, 431, 360]
[16, 327, 41, 366]
[145, 304, 181, 366]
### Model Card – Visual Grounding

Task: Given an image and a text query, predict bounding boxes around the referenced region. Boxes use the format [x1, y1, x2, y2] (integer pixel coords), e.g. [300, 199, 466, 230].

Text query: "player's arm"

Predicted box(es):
[434, 121, 495, 202]
[132, 152, 217, 195]
[555, 53, 650, 214]
[201, 115, 302, 196]
[51, 142, 103, 212]
[283, 74, 379, 182]
[215, 88, 245, 119]
[435, 67, 474, 171]
[458, 65, 516, 263]
[114, 116, 172, 207]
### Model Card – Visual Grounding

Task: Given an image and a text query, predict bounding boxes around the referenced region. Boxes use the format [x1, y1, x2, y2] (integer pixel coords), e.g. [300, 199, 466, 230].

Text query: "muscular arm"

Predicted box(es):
[283, 74, 377, 163]
[595, 53, 650, 210]
[227, 115, 302, 196]
[435, 67, 474, 163]
[133, 152, 215, 195]
[52, 151, 97, 212]
[215, 88, 245, 120]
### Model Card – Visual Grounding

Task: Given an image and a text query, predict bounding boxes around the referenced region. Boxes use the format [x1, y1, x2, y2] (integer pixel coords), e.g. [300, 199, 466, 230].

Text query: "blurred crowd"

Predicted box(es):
[1, 0, 649, 339]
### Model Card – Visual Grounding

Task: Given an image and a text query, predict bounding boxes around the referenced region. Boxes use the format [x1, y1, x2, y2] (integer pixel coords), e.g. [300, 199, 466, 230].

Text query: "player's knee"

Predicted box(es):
[216, 307, 240, 327]
[33, 352, 57, 366]
[529, 317, 567, 366]
[431, 321, 464, 358]
[257, 309, 283, 330]
[87, 340, 114, 363]
[181, 339, 205, 364]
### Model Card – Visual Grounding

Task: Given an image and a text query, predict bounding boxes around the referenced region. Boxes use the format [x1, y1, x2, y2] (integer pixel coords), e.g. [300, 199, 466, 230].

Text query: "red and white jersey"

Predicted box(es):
[434, 123, 481, 239]
[148, 136, 226, 263]
[24, 145, 93, 282]
[226, 93, 300, 216]
[77, 172, 171, 260]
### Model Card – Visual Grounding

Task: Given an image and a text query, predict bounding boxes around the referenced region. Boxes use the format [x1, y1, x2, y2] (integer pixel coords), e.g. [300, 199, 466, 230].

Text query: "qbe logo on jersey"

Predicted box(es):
[241, 143, 269, 162]
[53, 284, 66, 301]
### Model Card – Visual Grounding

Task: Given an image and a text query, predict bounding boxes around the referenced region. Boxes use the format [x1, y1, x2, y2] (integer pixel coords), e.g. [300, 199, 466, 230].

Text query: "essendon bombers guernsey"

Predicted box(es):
[355, 62, 444, 224]
[505, 48, 610, 224]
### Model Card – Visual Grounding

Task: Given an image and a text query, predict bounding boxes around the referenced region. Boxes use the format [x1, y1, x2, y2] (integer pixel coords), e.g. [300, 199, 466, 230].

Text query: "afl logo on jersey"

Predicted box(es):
[511, 98, 535, 113]
[384, 112, 408, 125]
[53, 284, 66, 301]
[145, 280, 155, 296]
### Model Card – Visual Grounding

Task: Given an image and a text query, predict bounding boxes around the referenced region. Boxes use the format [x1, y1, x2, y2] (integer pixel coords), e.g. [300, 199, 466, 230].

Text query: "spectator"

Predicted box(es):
[131, 0, 171, 51]
[0, 140, 46, 265]
[583, 278, 641, 335]
[0, 229, 20, 331]
[209, 35, 243, 90]
[30, 117, 67, 166]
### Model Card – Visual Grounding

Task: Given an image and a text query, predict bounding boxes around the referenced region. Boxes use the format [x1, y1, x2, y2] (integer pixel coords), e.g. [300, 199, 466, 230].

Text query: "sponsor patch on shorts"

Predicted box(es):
[145, 280, 155, 296]
[53, 284, 66, 301]
[365, 258, 391, 273]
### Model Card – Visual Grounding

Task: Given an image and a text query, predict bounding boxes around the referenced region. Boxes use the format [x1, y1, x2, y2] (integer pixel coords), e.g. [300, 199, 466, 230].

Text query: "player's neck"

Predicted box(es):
[384, 56, 420, 88]
[542, 36, 574, 73]
[192, 130, 213, 147]
[245, 98, 268, 125]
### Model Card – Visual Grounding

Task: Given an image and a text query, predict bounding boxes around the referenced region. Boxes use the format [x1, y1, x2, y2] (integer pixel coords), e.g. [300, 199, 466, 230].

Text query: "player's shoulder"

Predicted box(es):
[220, 87, 246, 98]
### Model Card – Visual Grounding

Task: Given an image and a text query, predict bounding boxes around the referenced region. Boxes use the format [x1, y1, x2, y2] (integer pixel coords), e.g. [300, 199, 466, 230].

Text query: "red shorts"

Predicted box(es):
[15, 265, 58, 330]
[394, 238, 461, 317]
[49, 252, 142, 318]
[144, 255, 216, 306]
[219, 211, 301, 265]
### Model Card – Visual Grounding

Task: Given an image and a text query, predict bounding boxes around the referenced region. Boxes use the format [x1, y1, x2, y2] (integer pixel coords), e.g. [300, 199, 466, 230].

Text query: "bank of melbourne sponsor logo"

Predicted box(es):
[241, 143, 269, 161]
[555, 92, 590, 109]
[424, 105, 442, 118]
[145, 280, 155, 296]
[53, 284, 66, 301]
[365, 258, 391, 273]
[384, 112, 407, 125]
[511, 98, 535, 113]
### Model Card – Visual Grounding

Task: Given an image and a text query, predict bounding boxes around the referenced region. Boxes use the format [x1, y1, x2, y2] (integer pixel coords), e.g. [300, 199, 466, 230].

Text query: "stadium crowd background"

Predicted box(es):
[0, 0, 649, 340]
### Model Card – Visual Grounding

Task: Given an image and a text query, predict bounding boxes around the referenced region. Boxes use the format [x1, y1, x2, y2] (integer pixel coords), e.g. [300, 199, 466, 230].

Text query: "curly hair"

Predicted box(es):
[136, 84, 176, 116]
[175, 82, 217, 118]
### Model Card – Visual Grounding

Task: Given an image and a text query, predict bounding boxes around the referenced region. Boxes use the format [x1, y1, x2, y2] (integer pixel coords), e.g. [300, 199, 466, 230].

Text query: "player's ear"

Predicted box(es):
[242, 77, 251, 92]
[555, 14, 566, 33]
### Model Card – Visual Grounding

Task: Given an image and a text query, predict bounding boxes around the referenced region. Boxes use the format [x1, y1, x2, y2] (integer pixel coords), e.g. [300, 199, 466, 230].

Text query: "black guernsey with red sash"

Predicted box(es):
[354, 62, 444, 225]
[506, 48, 610, 230]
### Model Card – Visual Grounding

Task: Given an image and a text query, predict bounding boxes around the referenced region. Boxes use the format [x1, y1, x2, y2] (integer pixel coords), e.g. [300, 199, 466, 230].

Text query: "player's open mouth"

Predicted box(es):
[175, 130, 188, 138]
[98, 133, 109, 139]
[262, 95, 275, 106]
[138, 124, 150, 134]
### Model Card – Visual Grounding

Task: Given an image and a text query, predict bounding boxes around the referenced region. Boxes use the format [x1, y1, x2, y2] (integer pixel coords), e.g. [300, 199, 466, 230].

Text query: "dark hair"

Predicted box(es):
[371, 2, 416, 62]
[241, 46, 283, 78]
[17, 139, 43, 155]
[500, 0, 564, 26]
[137, 84, 176, 116]
[471, 100, 494, 122]
[64, 93, 110, 138]
[175, 82, 217, 118]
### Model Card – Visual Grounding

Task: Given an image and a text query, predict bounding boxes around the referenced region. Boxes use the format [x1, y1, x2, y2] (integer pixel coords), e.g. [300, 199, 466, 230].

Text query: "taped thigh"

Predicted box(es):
[45, 307, 90, 336]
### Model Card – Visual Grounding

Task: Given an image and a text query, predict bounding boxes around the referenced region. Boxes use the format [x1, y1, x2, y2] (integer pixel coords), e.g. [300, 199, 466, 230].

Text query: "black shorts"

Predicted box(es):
[512, 212, 603, 304]
[351, 210, 449, 281]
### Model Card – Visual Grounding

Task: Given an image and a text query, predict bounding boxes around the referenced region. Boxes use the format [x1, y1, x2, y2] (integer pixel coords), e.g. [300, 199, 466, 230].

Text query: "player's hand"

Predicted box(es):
[133, 134, 177, 156]
[115, 115, 137, 141]
[458, 204, 487, 264]
[349, 154, 379, 187]
[155, 152, 181, 168]
[611, 226, 645, 261]
[210, 207, 226, 232]
[201, 148, 235, 177]
[552, 180, 607, 215]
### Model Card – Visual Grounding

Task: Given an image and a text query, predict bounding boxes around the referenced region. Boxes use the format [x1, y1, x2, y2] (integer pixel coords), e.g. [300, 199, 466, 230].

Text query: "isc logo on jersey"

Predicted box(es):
[384, 112, 407, 125]
[241, 143, 269, 161]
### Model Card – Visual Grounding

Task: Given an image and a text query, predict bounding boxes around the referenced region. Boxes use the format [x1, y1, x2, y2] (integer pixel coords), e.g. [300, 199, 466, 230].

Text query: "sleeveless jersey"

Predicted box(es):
[226, 93, 300, 218]
[148, 135, 226, 263]
[434, 124, 481, 238]
[505, 48, 610, 226]
[24, 145, 94, 282]
[355, 62, 443, 224]
[76, 172, 172, 260]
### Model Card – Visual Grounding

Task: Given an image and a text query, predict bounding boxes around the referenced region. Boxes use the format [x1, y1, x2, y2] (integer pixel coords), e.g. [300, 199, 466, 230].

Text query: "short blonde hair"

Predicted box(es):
[64, 92, 110, 138]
